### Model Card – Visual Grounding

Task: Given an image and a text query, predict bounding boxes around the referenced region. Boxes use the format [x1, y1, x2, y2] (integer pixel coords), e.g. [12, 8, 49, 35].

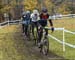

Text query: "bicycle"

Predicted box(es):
[37, 26, 53, 55]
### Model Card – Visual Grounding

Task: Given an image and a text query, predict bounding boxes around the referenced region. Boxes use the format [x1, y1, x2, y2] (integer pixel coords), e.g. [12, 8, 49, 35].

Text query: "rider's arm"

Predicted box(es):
[49, 19, 53, 26]
[48, 15, 53, 26]
[48, 16, 54, 32]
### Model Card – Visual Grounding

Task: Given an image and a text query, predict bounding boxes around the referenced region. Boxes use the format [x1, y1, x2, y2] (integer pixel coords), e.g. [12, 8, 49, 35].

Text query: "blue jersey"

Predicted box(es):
[22, 13, 31, 25]
[25, 13, 31, 21]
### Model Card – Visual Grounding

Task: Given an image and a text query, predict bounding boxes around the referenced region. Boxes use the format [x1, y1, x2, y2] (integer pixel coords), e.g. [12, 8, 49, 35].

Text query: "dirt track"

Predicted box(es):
[1, 25, 67, 60]
[13, 25, 66, 60]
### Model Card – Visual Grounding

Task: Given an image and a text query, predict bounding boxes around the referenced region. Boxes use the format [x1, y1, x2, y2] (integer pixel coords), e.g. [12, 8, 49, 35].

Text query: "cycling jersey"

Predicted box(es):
[22, 13, 31, 25]
[31, 13, 39, 22]
[31, 10, 39, 36]
[40, 13, 49, 20]
[38, 13, 49, 27]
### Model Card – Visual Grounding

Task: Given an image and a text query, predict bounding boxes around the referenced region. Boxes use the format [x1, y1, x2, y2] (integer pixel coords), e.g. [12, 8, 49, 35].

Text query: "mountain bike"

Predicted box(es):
[37, 26, 53, 55]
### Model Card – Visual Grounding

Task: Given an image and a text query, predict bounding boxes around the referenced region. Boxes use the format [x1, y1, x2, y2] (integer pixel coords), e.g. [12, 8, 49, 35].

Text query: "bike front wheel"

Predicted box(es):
[41, 38, 49, 55]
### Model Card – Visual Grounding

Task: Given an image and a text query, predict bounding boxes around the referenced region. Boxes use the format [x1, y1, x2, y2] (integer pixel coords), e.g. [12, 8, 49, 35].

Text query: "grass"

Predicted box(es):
[53, 18, 75, 31]
[0, 18, 75, 60]
[0, 25, 64, 60]
[0, 25, 21, 60]
[48, 18, 75, 60]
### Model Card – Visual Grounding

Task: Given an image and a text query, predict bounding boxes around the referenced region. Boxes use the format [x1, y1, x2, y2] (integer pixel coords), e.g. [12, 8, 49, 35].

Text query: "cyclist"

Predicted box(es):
[38, 7, 54, 44]
[31, 9, 40, 38]
[22, 11, 31, 36]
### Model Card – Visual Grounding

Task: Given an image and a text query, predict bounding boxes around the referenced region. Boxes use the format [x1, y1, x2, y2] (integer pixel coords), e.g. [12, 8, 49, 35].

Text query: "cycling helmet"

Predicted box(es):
[33, 9, 39, 14]
[42, 7, 48, 13]
[26, 11, 30, 14]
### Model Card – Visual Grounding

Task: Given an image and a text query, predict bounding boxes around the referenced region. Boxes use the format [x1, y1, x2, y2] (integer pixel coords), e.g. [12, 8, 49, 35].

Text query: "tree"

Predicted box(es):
[0, 0, 3, 13]
[37, 0, 42, 11]
[44, 0, 54, 14]
[57, 1, 72, 14]
[23, 0, 38, 11]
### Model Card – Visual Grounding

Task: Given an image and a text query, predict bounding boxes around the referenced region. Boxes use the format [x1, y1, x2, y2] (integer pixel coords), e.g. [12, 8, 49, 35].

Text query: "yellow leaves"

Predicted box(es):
[0, 0, 17, 13]
[10, 0, 17, 7]
[23, 0, 38, 11]
[10, 0, 21, 7]
[4, 5, 11, 10]
[1, 0, 23, 13]
[0, 5, 11, 13]
[45, 0, 53, 6]
[44, 0, 54, 13]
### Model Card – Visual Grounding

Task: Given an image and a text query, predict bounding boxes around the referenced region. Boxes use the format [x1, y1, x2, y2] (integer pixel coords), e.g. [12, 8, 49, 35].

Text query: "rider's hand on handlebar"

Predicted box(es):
[51, 26, 54, 33]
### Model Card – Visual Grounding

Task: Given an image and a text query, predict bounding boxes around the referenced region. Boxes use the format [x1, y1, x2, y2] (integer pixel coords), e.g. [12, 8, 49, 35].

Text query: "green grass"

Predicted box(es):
[53, 18, 75, 31]
[48, 18, 75, 60]
[49, 31, 75, 59]
[0, 18, 75, 60]
[0, 25, 22, 60]
[0, 25, 64, 60]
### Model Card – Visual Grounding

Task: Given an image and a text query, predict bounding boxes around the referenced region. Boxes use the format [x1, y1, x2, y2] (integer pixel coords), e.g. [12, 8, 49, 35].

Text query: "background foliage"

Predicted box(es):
[0, 0, 75, 21]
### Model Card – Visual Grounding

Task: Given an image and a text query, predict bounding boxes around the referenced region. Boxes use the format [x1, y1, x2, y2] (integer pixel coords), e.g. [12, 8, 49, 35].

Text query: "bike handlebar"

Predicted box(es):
[43, 27, 54, 32]
[43, 27, 53, 30]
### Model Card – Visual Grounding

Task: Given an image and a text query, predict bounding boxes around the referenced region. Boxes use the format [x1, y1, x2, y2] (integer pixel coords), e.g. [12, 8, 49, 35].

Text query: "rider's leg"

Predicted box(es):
[34, 21, 38, 33]
[37, 28, 43, 48]
[37, 20, 43, 43]
[22, 24, 24, 33]
[38, 27, 43, 43]
[32, 22, 35, 36]
[25, 25, 28, 36]
[43, 21, 47, 37]
[36, 22, 39, 33]
[45, 29, 48, 38]
[45, 29, 48, 35]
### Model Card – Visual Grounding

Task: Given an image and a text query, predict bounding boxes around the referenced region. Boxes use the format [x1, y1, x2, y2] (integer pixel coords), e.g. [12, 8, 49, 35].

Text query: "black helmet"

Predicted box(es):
[42, 7, 48, 13]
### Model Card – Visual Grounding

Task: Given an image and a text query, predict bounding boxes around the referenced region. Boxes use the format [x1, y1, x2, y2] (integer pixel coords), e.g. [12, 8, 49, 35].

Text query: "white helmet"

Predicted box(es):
[33, 10, 39, 14]
[26, 11, 30, 14]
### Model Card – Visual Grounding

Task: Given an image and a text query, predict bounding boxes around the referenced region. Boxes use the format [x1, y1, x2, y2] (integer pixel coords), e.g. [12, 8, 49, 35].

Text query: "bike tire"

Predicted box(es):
[41, 38, 49, 55]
